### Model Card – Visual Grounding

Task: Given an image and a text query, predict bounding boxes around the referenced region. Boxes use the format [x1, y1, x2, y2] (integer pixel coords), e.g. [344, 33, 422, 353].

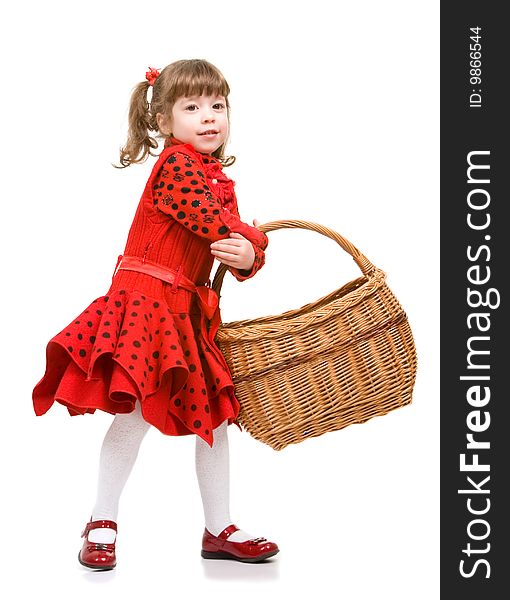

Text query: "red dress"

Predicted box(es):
[32, 137, 268, 447]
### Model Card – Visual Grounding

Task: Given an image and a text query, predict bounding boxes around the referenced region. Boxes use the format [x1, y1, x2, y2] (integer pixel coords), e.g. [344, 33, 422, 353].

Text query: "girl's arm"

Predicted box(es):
[152, 151, 268, 250]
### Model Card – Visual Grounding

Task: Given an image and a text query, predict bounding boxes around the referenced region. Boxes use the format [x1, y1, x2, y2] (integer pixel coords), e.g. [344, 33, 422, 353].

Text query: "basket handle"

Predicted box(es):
[211, 219, 377, 296]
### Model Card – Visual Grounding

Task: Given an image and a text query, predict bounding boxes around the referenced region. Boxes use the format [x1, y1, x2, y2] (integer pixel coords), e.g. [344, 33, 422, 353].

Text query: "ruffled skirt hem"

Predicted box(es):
[32, 289, 241, 447]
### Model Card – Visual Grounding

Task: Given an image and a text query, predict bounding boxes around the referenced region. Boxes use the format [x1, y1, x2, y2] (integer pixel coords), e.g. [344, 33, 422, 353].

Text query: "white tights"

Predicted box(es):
[88, 402, 253, 544]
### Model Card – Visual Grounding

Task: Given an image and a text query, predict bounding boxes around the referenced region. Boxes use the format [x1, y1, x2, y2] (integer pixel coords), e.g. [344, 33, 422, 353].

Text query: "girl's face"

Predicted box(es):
[158, 94, 229, 155]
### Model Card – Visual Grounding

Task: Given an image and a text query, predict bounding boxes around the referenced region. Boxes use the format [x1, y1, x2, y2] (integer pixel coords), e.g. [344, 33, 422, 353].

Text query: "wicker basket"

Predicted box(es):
[211, 220, 417, 451]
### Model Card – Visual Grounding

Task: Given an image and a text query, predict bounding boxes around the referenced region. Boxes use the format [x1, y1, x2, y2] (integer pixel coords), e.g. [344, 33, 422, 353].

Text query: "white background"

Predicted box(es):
[0, 1, 439, 598]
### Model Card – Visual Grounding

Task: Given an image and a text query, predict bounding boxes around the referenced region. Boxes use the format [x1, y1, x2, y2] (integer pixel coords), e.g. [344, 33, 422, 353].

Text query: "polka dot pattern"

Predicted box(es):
[33, 289, 240, 447]
[153, 149, 268, 252]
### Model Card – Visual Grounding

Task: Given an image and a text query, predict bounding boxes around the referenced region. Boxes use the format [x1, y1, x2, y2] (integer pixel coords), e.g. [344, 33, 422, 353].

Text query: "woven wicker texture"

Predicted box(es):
[212, 220, 417, 451]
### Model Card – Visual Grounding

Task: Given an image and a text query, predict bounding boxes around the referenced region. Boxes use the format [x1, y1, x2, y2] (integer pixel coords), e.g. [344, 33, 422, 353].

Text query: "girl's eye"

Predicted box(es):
[213, 103, 225, 110]
[185, 104, 198, 111]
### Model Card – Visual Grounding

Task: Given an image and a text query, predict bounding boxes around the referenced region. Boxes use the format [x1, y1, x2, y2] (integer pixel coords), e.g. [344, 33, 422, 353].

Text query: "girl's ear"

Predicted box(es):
[156, 112, 171, 136]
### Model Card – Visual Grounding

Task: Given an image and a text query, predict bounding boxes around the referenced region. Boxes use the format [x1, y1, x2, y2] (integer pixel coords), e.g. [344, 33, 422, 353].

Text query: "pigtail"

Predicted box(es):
[116, 81, 159, 168]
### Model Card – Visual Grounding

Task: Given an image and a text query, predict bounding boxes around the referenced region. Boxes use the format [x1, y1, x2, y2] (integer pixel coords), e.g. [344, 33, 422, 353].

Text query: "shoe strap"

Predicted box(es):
[81, 519, 118, 538]
[218, 524, 240, 540]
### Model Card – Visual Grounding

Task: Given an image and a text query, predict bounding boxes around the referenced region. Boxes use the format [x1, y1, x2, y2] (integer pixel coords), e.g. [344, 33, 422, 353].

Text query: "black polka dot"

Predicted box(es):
[96, 310, 103, 315]
[87, 321, 93, 327]
[78, 333, 83, 340]
[174, 399, 181, 407]
[205, 405, 210, 413]
[90, 336, 96, 343]
[153, 302, 160, 308]
[152, 351, 160, 359]
[189, 364, 197, 372]
[170, 345, 177, 350]
[190, 387, 195, 394]
[193, 420, 202, 428]
[129, 365, 134, 370]
[133, 300, 140, 306]
[131, 312, 138, 317]
[65, 332, 71, 337]
[133, 341, 141, 348]
[131, 354, 138, 360]
[67, 346, 73, 352]
[121, 330, 128, 336]
[115, 301, 122, 307]
[181, 187, 191, 193]
[79, 349, 86, 357]
[191, 404, 197, 411]
[218, 226, 228, 235]
[177, 211, 185, 219]
[104, 321, 110, 326]
[102, 332, 111, 338]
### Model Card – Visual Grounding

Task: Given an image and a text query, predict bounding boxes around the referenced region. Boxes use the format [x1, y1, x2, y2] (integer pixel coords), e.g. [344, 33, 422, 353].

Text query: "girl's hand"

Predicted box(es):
[210, 219, 261, 270]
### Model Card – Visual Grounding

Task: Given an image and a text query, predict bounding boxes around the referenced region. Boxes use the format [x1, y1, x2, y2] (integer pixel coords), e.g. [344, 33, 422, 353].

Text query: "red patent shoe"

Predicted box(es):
[201, 524, 279, 563]
[78, 518, 117, 571]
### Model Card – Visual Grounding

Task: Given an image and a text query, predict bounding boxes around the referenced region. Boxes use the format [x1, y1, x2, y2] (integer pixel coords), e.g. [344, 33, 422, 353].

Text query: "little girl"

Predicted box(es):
[32, 58, 279, 569]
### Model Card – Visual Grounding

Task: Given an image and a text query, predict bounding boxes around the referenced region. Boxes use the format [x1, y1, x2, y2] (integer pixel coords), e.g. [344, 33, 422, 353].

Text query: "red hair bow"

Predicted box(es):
[145, 67, 160, 86]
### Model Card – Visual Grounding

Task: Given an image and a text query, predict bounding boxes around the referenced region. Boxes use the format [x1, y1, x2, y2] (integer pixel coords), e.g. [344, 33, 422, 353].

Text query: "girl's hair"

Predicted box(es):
[117, 59, 235, 168]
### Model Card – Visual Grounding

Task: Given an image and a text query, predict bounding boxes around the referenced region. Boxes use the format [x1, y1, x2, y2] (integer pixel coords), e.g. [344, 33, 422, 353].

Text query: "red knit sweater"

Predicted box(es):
[109, 137, 268, 299]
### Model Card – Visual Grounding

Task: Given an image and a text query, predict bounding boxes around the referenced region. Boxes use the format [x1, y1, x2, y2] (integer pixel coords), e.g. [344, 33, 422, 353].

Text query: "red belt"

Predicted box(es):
[112, 255, 226, 367]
